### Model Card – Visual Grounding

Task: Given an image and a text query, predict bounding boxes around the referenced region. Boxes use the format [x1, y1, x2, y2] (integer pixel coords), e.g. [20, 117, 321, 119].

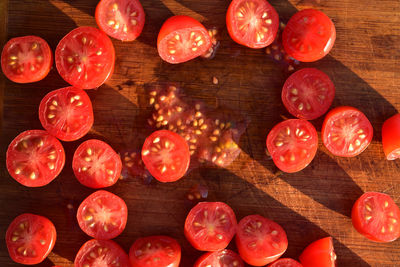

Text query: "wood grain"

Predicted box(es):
[0, 0, 400, 266]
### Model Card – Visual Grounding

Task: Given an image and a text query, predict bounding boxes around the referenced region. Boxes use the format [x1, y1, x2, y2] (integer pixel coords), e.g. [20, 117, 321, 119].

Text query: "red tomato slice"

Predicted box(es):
[5, 214, 56, 265]
[129, 235, 181, 267]
[236, 215, 288, 266]
[157, 16, 212, 64]
[268, 258, 303, 267]
[74, 239, 130, 267]
[6, 130, 65, 187]
[282, 9, 336, 62]
[382, 114, 400, 160]
[226, 0, 279, 49]
[266, 119, 318, 173]
[194, 249, 244, 267]
[282, 68, 335, 120]
[299, 237, 336, 267]
[322, 106, 373, 157]
[351, 192, 400, 242]
[77, 190, 128, 240]
[55, 26, 115, 89]
[73, 139, 122, 188]
[96, 0, 145, 41]
[1, 36, 52, 83]
[184, 202, 237, 251]
[39, 86, 94, 141]
[141, 130, 190, 182]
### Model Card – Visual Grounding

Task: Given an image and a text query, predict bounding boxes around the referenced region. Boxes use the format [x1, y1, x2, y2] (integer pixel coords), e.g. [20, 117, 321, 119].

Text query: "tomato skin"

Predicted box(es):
[6, 213, 56, 265]
[194, 249, 244, 267]
[382, 114, 400, 160]
[268, 258, 303, 267]
[299, 237, 336, 267]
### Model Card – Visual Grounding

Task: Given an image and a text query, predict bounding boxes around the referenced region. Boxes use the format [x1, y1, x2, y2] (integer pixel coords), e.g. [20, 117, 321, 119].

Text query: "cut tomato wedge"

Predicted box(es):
[268, 258, 303, 267]
[194, 249, 244, 267]
[299, 237, 336, 267]
[382, 114, 400, 160]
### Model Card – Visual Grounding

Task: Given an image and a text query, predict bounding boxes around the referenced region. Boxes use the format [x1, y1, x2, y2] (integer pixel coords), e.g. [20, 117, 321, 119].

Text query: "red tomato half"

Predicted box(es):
[266, 119, 318, 173]
[129, 235, 181, 267]
[322, 106, 373, 157]
[74, 239, 130, 267]
[96, 0, 145, 41]
[194, 249, 244, 267]
[77, 190, 128, 240]
[55, 26, 115, 89]
[6, 130, 65, 187]
[236, 215, 288, 266]
[39, 86, 94, 141]
[73, 139, 122, 188]
[382, 114, 400, 160]
[1, 36, 52, 83]
[299, 237, 336, 267]
[184, 202, 237, 251]
[268, 258, 303, 267]
[282, 68, 335, 120]
[157, 16, 212, 64]
[226, 0, 279, 49]
[351, 192, 400, 242]
[282, 9, 336, 62]
[141, 130, 190, 182]
[6, 214, 56, 265]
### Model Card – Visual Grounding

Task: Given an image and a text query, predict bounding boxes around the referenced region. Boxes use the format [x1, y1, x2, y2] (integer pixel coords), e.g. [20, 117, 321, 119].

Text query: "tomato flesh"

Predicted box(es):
[282, 68, 335, 120]
[6, 214, 56, 265]
[226, 0, 279, 49]
[268, 258, 303, 267]
[73, 139, 122, 188]
[39, 86, 94, 141]
[184, 202, 237, 251]
[299, 237, 336, 267]
[194, 249, 244, 267]
[322, 106, 373, 157]
[382, 114, 400, 160]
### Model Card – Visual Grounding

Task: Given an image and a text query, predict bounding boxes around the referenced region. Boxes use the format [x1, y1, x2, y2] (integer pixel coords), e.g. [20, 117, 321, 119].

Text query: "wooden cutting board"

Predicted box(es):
[1, 0, 399, 266]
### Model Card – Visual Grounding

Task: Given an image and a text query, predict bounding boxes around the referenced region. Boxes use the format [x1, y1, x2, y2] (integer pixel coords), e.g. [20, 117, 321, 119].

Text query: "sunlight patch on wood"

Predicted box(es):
[160, 0, 205, 21]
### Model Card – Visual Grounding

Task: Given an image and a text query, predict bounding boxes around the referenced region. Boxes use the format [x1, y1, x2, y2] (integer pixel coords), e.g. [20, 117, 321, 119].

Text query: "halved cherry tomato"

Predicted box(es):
[226, 0, 279, 49]
[157, 16, 212, 64]
[6, 213, 56, 265]
[382, 114, 400, 160]
[266, 119, 318, 173]
[194, 249, 244, 267]
[6, 130, 65, 187]
[1, 36, 52, 83]
[141, 130, 190, 182]
[39, 86, 94, 141]
[299, 237, 336, 267]
[282, 68, 335, 120]
[55, 26, 115, 89]
[282, 9, 336, 62]
[129, 235, 181, 267]
[236, 215, 288, 266]
[74, 239, 130, 267]
[322, 106, 373, 157]
[96, 0, 145, 41]
[73, 139, 122, 188]
[184, 202, 237, 251]
[351, 192, 400, 242]
[268, 258, 303, 267]
[77, 190, 128, 240]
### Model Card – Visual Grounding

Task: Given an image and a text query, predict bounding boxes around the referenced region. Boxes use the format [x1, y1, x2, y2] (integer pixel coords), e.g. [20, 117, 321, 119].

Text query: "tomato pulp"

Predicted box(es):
[268, 258, 303, 267]
[194, 249, 244, 267]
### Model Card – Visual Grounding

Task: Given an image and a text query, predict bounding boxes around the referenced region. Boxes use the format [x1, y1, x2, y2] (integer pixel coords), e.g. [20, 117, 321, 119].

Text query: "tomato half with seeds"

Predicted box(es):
[6, 130, 65, 187]
[322, 106, 373, 157]
[352, 192, 400, 242]
[96, 0, 145, 41]
[141, 130, 190, 182]
[73, 139, 122, 188]
[77, 190, 128, 240]
[282, 9, 336, 62]
[1, 36, 52, 83]
[157, 16, 212, 64]
[268, 258, 303, 267]
[184, 202, 237, 251]
[226, 0, 279, 49]
[194, 249, 244, 267]
[282, 68, 335, 120]
[39, 86, 94, 141]
[266, 119, 318, 173]
[299, 237, 336, 267]
[74, 239, 130, 267]
[129, 235, 181, 267]
[236, 215, 288, 266]
[382, 114, 400, 160]
[6, 214, 56, 265]
[55, 26, 115, 89]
